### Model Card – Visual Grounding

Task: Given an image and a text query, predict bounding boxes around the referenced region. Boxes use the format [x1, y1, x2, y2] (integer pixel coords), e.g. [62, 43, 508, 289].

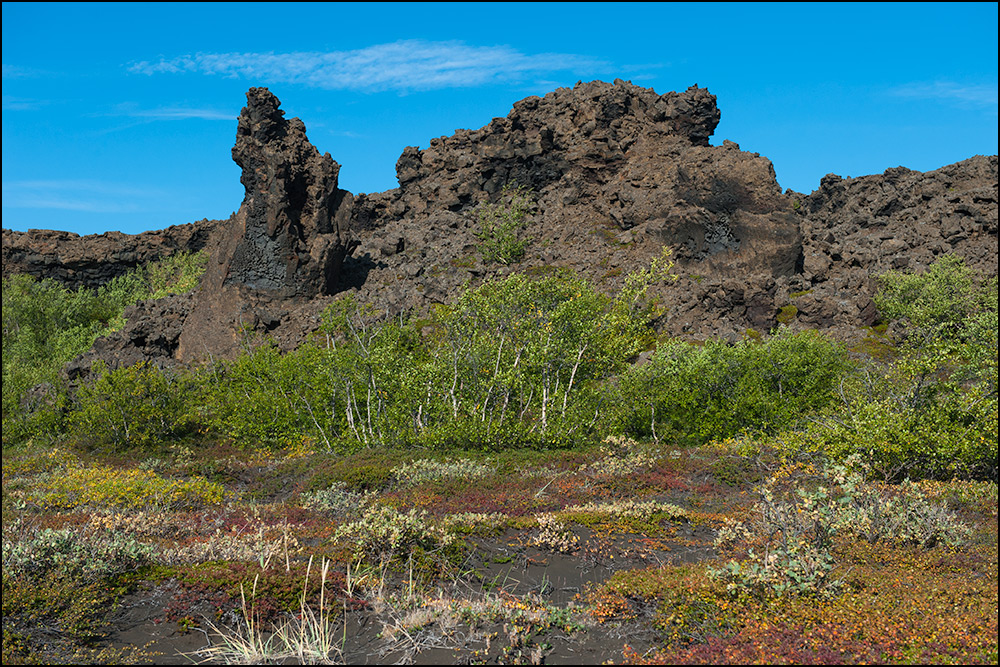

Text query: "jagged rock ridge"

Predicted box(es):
[1, 222, 220, 290]
[2, 80, 996, 377]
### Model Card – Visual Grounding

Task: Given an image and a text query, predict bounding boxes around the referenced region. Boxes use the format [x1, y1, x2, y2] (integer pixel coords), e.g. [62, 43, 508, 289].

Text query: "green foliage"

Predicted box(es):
[775, 305, 797, 325]
[203, 260, 670, 453]
[613, 327, 851, 445]
[70, 361, 198, 453]
[777, 368, 997, 480]
[2, 519, 156, 581]
[2, 251, 207, 447]
[474, 184, 533, 265]
[711, 461, 971, 599]
[2, 275, 112, 442]
[422, 269, 649, 448]
[203, 342, 339, 450]
[783, 256, 998, 481]
[875, 254, 993, 338]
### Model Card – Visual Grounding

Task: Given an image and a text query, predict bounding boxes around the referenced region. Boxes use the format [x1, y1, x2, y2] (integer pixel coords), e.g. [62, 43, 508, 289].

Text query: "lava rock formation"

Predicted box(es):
[2, 80, 997, 378]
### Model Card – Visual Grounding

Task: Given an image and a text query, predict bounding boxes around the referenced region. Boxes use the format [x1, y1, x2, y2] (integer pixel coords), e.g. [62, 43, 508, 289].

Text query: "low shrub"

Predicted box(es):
[2, 569, 149, 663]
[393, 457, 495, 487]
[19, 461, 224, 511]
[711, 460, 971, 599]
[299, 481, 376, 517]
[333, 504, 455, 564]
[529, 513, 579, 553]
[3, 518, 156, 581]
[613, 328, 851, 445]
[70, 361, 199, 453]
[576, 436, 662, 477]
[562, 499, 687, 523]
[773, 360, 998, 481]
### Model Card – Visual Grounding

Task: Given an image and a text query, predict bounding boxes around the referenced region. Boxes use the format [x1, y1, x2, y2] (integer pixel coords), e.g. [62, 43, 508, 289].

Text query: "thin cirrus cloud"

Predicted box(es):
[888, 81, 998, 110]
[1, 180, 163, 213]
[2, 95, 49, 111]
[128, 39, 609, 92]
[122, 106, 236, 121]
[1, 63, 46, 79]
[102, 104, 236, 121]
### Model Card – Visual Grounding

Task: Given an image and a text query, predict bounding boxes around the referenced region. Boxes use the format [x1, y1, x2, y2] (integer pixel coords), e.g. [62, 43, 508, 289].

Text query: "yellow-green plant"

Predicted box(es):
[21, 462, 224, 510]
[474, 184, 533, 265]
[71, 361, 197, 452]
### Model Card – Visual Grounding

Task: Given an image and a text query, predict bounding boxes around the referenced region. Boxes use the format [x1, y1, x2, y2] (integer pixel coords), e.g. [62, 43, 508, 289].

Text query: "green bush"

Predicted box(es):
[2, 251, 207, 447]
[875, 254, 993, 338]
[3, 275, 112, 442]
[778, 362, 998, 480]
[613, 328, 851, 445]
[203, 342, 334, 449]
[786, 256, 998, 481]
[201, 253, 674, 453]
[2, 519, 156, 581]
[474, 184, 533, 265]
[332, 504, 455, 564]
[70, 361, 197, 453]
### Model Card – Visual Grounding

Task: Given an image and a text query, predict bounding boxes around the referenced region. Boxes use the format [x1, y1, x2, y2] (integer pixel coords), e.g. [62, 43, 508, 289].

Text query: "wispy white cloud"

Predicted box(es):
[102, 103, 235, 121]
[1, 180, 163, 213]
[889, 81, 998, 109]
[128, 40, 608, 93]
[2, 95, 48, 111]
[2, 63, 45, 79]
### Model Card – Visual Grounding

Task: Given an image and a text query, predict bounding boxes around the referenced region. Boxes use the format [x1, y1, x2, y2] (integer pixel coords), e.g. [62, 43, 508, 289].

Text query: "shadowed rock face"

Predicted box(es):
[225, 87, 355, 297]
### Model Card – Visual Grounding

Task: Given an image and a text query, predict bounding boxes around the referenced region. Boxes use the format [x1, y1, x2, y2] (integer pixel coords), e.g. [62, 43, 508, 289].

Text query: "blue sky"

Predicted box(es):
[2, 2, 997, 236]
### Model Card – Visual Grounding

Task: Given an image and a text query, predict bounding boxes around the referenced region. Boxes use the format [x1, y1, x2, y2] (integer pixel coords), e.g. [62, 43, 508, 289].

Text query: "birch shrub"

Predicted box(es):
[778, 255, 998, 480]
[612, 328, 851, 446]
[70, 361, 198, 453]
[204, 251, 673, 452]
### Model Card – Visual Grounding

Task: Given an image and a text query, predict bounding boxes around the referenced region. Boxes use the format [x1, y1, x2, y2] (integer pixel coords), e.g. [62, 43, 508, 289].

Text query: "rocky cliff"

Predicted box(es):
[3, 80, 997, 377]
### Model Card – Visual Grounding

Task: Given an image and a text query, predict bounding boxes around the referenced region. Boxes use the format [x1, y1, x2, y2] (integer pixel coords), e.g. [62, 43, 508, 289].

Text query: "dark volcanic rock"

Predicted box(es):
[775, 156, 999, 335]
[795, 156, 998, 280]
[62, 293, 197, 383]
[1, 222, 220, 290]
[172, 88, 357, 364]
[347, 80, 804, 335]
[3, 81, 997, 377]
[224, 87, 355, 298]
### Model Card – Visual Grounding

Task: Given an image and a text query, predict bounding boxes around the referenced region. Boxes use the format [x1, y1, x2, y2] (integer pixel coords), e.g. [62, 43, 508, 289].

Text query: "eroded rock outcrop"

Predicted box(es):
[3, 81, 997, 377]
[223, 87, 355, 297]
[347, 80, 804, 328]
[53, 87, 362, 375]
